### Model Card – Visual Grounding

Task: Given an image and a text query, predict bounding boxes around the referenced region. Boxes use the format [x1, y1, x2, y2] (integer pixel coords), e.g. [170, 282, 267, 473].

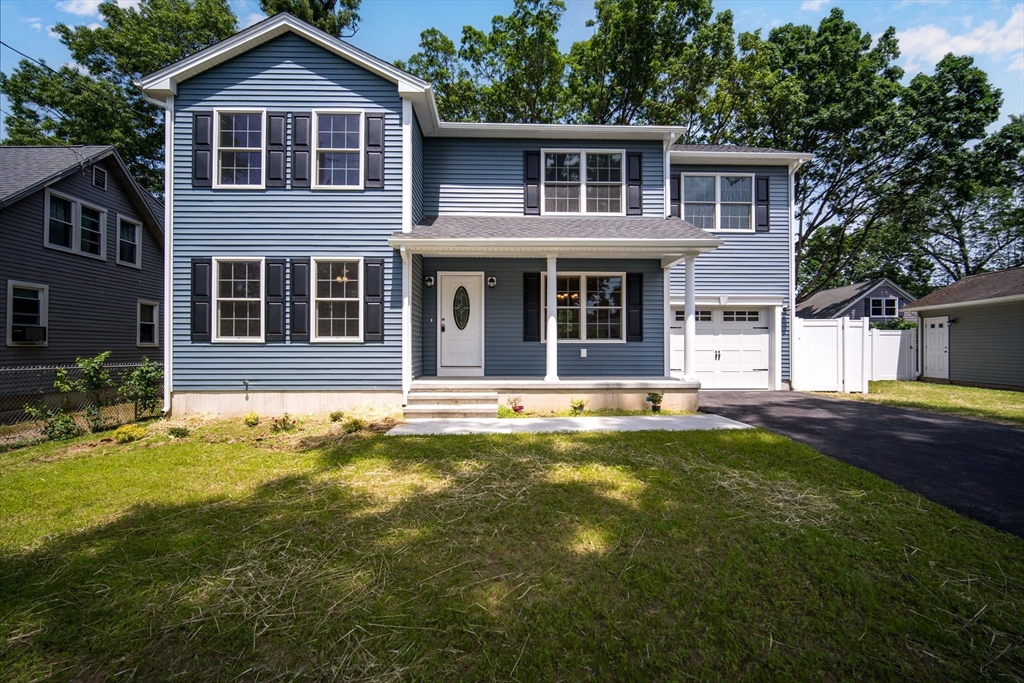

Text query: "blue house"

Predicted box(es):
[140, 14, 810, 417]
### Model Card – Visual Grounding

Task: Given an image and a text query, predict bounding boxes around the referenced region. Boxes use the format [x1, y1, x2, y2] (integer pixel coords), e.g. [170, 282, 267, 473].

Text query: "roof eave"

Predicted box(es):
[670, 151, 813, 166]
[388, 236, 723, 255]
[430, 121, 686, 141]
[903, 293, 1024, 312]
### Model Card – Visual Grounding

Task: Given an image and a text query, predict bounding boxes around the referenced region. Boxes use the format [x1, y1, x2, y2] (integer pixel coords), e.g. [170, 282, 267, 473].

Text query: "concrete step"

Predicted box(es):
[405, 391, 499, 406]
[403, 404, 498, 419]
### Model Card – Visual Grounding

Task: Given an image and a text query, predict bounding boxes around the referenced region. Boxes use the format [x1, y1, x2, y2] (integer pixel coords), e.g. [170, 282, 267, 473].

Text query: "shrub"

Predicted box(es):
[243, 412, 260, 427]
[25, 404, 81, 441]
[646, 392, 664, 405]
[113, 424, 146, 443]
[330, 410, 345, 422]
[270, 414, 298, 433]
[168, 426, 190, 438]
[119, 357, 164, 420]
[871, 317, 918, 330]
[570, 397, 588, 413]
[497, 405, 516, 418]
[342, 416, 366, 434]
[77, 352, 114, 433]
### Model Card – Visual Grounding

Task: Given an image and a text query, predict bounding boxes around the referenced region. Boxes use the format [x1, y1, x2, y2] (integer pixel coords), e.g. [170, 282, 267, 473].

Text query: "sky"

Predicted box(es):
[1, 0, 1021, 139]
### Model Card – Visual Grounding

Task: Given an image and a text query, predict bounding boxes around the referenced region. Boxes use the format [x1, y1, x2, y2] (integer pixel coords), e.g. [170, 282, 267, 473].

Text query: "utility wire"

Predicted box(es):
[0, 106, 92, 168]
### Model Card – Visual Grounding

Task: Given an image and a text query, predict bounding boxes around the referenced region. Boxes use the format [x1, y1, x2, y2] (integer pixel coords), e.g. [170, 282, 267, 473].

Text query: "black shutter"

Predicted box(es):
[364, 113, 385, 188]
[191, 258, 212, 342]
[626, 152, 643, 215]
[290, 258, 310, 342]
[291, 112, 311, 188]
[755, 175, 770, 232]
[626, 272, 643, 342]
[670, 174, 681, 218]
[192, 112, 213, 188]
[364, 258, 385, 342]
[266, 113, 287, 188]
[523, 151, 540, 215]
[265, 259, 286, 342]
[523, 272, 541, 341]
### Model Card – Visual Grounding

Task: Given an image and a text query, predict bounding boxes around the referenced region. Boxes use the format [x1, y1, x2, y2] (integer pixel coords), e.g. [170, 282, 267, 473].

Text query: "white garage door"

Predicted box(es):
[670, 308, 770, 389]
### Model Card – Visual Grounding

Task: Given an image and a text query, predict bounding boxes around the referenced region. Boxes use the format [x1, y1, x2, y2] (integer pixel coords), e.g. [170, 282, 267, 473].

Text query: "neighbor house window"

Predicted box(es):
[213, 258, 263, 341]
[870, 298, 898, 317]
[543, 151, 623, 214]
[313, 111, 362, 188]
[7, 281, 48, 346]
[682, 174, 755, 232]
[137, 300, 159, 347]
[312, 258, 362, 341]
[117, 216, 142, 267]
[215, 110, 264, 188]
[542, 273, 625, 341]
[44, 189, 107, 259]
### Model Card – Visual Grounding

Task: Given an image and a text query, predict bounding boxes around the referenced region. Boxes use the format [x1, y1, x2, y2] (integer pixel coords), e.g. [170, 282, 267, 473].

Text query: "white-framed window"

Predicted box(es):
[137, 300, 159, 347]
[6, 281, 48, 347]
[212, 258, 264, 342]
[92, 166, 107, 190]
[870, 298, 898, 317]
[312, 257, 363, 341]
[682, 174, 755, 232]
[312, 110, 363, 189]
[723, 310, 760, 322]
[675, 310, 711, 322]
[116, 215, 142, 268]
[213, 109, 265, 189]
[541, 150, 624, 215]
[541, 272, 625, 342]
[44, 188, 107, 260]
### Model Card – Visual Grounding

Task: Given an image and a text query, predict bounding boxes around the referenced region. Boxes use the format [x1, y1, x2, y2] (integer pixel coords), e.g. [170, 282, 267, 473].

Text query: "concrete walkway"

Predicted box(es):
[388, 413, 751, 436]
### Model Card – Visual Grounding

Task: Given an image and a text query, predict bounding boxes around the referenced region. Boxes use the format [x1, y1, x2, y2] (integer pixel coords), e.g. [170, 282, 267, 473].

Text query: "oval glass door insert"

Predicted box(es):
[453, 286, 470, 330]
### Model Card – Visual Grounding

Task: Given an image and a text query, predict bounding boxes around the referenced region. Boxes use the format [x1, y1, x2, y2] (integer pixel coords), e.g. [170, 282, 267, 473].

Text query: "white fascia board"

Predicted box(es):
[903, 293, 1024, 313]
[430, 121, 686, 141]
[388, 237, 723, 257]
[670, 294, 788, 307]
[671, 151, 813, 166]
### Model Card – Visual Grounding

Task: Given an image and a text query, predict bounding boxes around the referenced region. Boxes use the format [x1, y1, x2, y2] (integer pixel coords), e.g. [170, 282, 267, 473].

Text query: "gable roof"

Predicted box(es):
[797, 278, 916, 319]
[670, 143, 812, 167]
[0, 145, 164, 240]
[904, 267, 1024, 311]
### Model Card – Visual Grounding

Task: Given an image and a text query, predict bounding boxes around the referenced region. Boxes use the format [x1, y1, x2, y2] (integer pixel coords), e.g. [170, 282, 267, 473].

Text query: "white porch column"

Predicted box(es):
[683, 253, 697, 382]
[545, 255, 559, 382]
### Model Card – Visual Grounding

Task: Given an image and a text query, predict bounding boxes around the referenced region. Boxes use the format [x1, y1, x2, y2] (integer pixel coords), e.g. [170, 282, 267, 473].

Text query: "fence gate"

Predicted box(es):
[793, 318, 871, 393]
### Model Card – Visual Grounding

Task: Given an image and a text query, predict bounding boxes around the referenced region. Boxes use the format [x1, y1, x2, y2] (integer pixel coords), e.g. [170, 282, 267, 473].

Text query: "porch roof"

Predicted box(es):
[389, 215, 723, 258]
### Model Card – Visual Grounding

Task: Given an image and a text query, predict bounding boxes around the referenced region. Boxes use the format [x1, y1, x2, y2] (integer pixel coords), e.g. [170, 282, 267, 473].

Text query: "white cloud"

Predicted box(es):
[64, 61, 91, 75]
[241, 12, 266, 28]
[800, 0, 831, 10]
[21, 16, 43, 31]
[56, 0, 103, 16]
[1010, 54, 1024, 72]
[47, 26, 61, 39]
[897, 4, 1024, 72]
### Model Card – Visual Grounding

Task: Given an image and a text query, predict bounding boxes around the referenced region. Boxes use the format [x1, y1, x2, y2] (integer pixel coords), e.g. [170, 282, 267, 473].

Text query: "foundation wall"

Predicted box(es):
[499, 388, 698, 412]
[171, 391, 404, 417]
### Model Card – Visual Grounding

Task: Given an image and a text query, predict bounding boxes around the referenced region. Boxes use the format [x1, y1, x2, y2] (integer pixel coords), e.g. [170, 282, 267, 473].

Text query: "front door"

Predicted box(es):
[923, 316, 949, 380]
[438, 272, 484, 376]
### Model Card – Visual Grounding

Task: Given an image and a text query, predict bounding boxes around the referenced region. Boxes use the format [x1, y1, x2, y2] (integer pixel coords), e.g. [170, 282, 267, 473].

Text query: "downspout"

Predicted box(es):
[787, 159, 798, 391]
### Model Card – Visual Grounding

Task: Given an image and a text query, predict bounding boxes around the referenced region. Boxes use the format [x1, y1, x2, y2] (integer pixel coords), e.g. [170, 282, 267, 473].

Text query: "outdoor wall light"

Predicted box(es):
[424, 276, 435, 288]
[487, 277, 497, 288]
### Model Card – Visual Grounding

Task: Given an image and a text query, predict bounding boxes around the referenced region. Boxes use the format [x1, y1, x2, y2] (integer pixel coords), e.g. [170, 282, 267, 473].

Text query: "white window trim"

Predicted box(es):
[6, 280, 49, 347]
[43, 188, 108, 260]
[212, 108, 267, 190]
[540, 149, 626, 217]
[870, 297, 899, 317]
[541, 271, 627, 344]
[116, 214, 143, 268]
[211, 257, 266, 343]
[311, 109, 364, 190]
[92, 165, 107, 190]
[311, 256, 364, 342]
[137, 299, 160, 348]
[681, 173, 756, 233]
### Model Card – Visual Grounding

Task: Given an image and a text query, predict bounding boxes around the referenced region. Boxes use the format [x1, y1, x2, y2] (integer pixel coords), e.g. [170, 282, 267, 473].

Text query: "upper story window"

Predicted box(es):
[541, 273, 625, 342]
[313, 111, 362, 189]
[213, 258, 264, 342]
[870, 298, 898, 317]
[117, 215, 142, 268]
[682, 174, 755, 232]
[44, 188, 107, 260]
[214, 110, 264, 188]
[543, 151, 623, 215]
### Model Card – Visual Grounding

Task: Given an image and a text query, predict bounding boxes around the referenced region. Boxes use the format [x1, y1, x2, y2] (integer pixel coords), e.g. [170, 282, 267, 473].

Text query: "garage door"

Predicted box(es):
[670, 308, 770, 389]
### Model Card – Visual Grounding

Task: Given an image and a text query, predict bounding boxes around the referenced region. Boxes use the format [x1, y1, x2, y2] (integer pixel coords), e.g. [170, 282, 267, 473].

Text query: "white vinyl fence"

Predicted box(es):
[792, 319, 916, 393]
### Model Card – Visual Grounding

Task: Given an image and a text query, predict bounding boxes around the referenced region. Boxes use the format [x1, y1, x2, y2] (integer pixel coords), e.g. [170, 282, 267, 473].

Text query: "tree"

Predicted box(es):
[259, 0, 360, 37]
[0, 0, 237, 193]
[394, 29, 480, 122]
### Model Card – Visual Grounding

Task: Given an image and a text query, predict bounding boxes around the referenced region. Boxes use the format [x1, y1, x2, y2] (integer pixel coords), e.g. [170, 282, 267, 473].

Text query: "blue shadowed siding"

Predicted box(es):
[669, 164, 792, 379]
[423, 139, 664, 216]
[411, 113, 424, 223]
[411, 254, 423, 378]
[930, 301, 1024, 389]
[421, 258, 664, 377]
[171, 32, 402, 391]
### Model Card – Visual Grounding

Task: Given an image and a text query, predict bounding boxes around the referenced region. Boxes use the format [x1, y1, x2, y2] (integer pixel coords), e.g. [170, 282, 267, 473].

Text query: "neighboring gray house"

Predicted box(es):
[904, 267, 1024, 391]
[0, 146, 164, 367]
[139, 13, 810, 418]
[797, 278, 917, 322]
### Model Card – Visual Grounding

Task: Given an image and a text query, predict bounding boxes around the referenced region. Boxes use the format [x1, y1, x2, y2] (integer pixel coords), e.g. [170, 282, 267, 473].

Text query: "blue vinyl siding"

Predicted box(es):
[421, 258, 664, 377]
[423, 139, 664, 216]
[411, 113, 424, 223]
[411, 254, 424, 378]
[669, 164, 792, 379]
[171, 33, 402, 391]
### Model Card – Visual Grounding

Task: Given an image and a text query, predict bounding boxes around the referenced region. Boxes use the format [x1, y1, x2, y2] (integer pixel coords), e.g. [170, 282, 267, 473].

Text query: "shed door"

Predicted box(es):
[923, 316, 949, 380]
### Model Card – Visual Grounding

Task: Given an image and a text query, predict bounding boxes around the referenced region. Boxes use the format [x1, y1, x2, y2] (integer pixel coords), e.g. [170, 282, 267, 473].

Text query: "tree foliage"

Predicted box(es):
[259, 0, 360, 37]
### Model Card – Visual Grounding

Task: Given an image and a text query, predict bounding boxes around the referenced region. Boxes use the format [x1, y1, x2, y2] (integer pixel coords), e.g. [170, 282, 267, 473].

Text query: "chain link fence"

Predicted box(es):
[0, 363, 163, 450]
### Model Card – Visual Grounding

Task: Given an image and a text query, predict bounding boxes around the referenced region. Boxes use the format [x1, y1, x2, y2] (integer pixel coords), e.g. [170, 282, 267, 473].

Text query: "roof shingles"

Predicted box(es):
[0, 145, 112, 204]
[399, 215, 714, 241]
[907, 267, 1024, 309]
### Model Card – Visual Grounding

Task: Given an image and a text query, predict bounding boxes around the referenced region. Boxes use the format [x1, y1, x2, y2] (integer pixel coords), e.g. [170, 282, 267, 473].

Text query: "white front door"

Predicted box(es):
[923, 316, 949, 379]
[670, 307, 771, 389]
[438, 272, 484, 376]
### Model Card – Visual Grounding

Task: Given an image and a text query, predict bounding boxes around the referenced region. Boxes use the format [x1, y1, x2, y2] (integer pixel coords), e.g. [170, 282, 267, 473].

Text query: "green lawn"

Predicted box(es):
[1, 416, 1022, 681]
[818, 380, 1024, 426]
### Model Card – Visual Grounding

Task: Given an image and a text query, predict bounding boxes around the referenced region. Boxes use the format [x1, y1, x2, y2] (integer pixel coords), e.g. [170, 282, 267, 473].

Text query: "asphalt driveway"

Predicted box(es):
[699, 391, 1024, 538]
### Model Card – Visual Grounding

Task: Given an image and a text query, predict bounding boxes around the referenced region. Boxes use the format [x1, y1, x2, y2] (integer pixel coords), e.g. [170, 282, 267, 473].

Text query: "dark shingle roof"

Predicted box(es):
[401, 215, 714, 241]
[671, 144, 807, 155]
[0, 145, 113, 203]
[797, 278, 915, 319]
[907, 267, 1024, 309]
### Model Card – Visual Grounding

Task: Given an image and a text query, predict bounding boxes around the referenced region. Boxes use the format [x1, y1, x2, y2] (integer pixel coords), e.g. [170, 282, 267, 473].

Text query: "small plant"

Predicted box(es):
[330, 410, 345, 422]
[646, 392, 664, 413]
[871, 317, 918, 330]
[113, 424, 146, 443]
[570, 397, 588, 414]
[77, 352, 114, 433]
[119, 357, 164, 420]
[168, 426, 190, 438]
[497, 405, 516, 418]
[243, 412, 260, 427]
[506, 395, 524, 413]
[270, 413, 298, 433]
[25, 404, 81, 441]
[342, 416, 366, 434]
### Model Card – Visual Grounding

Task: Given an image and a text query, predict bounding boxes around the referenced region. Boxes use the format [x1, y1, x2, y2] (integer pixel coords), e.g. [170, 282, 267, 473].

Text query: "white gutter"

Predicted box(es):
[903, 293, 1024, 313]
[671, 151, 813, 165]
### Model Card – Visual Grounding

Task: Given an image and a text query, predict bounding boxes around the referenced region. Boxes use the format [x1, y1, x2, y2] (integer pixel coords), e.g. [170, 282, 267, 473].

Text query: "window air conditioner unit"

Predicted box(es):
[11, 325, 47, 342]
